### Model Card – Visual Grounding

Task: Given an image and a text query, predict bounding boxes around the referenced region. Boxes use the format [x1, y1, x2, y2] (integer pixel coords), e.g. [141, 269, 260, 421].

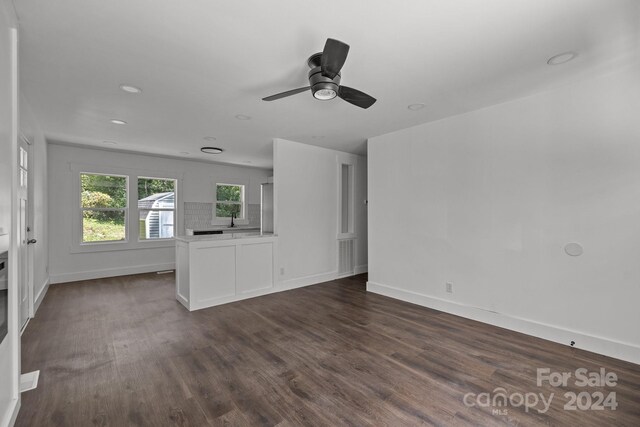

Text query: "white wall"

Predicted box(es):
[48, 143, 270, 283]
[20, 97, 48, 312]
[0, 1, 20, 425]
[368, 59, 640, 364]
[273, 138, 367, 289]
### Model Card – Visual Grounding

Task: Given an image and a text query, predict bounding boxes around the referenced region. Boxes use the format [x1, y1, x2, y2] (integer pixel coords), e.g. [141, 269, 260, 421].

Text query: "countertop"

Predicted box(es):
[190, 226, 260, 232]
[187, 225, 260, 233]
[175, 232, 275, 243]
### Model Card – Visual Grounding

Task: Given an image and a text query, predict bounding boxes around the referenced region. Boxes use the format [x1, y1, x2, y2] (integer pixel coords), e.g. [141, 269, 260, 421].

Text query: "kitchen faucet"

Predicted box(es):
[230, 213, 235, 228]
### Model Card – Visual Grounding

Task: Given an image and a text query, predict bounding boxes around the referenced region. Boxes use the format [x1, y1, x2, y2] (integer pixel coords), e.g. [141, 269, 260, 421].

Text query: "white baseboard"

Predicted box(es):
[279, 269, 366, 287]
[278, 270, 339, 291]
[367, 281, 640, 365]
[176, 292, 189, 309]
[3, 397, 20, 427]
[49, 263, 176, 284]
[183, 270, 361, 312]
[19, 318, 30, 336]
[187, 286, 276, 311]
[33, 278, 49, 314]
[355, 264, 368, 275]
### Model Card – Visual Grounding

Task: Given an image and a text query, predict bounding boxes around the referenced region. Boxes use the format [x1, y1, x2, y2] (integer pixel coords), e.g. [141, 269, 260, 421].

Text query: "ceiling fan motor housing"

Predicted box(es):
[308, 66, 340, 100]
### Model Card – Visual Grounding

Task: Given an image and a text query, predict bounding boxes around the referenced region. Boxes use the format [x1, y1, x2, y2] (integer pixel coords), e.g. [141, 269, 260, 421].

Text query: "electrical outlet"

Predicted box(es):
[280, 267, 285, 275]
[446, 282, 453, 293]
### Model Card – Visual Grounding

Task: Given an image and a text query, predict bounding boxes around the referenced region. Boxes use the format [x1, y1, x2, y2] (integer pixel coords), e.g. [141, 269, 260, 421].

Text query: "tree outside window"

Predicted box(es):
[216, 184, 244, 219]
[81, 173, 127, 242]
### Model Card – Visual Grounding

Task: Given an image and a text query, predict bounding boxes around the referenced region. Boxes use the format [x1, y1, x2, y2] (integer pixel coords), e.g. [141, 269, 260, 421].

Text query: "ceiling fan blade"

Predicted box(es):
[321, 38, 349, 79]
[262, 86, 310, 101]
[338, 86, 376, 109]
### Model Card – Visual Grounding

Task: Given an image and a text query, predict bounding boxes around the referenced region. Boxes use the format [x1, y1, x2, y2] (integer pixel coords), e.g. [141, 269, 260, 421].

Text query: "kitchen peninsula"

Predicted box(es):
[175, 233, 277, 311]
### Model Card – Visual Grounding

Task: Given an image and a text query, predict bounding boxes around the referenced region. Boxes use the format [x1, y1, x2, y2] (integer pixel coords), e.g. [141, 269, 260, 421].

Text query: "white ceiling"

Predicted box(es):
[13, 0, 640, 168]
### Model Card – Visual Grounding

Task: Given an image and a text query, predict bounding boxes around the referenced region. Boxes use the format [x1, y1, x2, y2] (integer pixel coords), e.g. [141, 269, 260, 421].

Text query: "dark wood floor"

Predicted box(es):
[16, 273, 640, 426]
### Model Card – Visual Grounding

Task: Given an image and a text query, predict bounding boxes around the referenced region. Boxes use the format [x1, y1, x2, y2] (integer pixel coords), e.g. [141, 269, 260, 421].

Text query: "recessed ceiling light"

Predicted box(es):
[407, 103, 426, 111]
[110, 119, 127, 125]
[201, 147, 223, 154]
[203, 136, 217, 141]
[547, 52, 577, 65]
[235, 114, 251, 120]
[119, 84, 142, 94]
[180, 151, 190, 155]
[102, 140, 118, 145]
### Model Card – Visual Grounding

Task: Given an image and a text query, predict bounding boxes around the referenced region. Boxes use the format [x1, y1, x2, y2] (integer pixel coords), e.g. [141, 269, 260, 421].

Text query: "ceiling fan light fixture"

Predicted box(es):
[313, 88, 337, 100]
[309, 68, 339, 101]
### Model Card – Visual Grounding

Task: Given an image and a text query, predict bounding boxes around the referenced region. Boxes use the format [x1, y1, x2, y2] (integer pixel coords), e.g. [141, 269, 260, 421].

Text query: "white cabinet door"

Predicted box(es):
[190, 245, 236, 304]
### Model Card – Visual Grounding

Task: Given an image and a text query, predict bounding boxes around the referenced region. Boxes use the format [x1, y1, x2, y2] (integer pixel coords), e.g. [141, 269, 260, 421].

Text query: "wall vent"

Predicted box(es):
[338, 238, 355, 275]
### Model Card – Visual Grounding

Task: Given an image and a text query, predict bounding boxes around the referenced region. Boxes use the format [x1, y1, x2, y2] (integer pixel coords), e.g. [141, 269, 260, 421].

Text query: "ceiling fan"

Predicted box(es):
[262, 38, 376, 109]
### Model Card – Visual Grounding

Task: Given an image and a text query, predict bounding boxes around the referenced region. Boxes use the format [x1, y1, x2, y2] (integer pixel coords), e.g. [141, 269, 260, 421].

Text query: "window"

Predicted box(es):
[73, 165, 179, 252]
[138, 177, 176, 240]
[81, 173, 127, 243]
[340, 163, 353, 234]
[338, 160, 355, 238]
[216, 183, 245, 219]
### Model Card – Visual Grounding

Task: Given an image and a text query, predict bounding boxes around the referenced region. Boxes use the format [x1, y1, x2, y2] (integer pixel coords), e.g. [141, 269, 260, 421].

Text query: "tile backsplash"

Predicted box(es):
[184, 202, 260, 230]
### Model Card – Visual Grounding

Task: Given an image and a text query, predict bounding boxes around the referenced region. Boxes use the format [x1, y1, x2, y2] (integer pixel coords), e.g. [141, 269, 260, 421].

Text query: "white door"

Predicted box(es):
[18, 138, 31, 330]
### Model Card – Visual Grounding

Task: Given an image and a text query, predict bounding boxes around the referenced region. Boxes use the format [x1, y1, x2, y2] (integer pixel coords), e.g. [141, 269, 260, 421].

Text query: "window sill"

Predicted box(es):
[138, 238, 175, 243]
[70, 239, 176, 254]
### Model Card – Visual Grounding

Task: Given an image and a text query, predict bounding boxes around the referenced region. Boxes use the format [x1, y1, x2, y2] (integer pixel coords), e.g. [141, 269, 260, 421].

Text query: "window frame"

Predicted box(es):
[70, 163, 182, 253]
[213, 182, 248, 225]
[337, 156, 356, 240]
[137, 176, 177, 242]
[79, 172, 129, 245]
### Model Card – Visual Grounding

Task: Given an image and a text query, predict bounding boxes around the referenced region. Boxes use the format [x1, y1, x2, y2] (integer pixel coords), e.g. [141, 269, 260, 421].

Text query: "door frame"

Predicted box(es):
[18, 132, 34, 330]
